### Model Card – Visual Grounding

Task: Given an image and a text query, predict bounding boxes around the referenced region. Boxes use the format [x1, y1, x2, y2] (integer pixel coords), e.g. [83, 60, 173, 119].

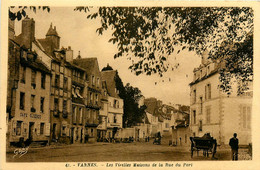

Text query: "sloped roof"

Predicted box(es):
[73, 58, 99, 76]
[20, 57, 51, 74]
[101, 70, 119, 98]
[14, 34, 23, 45]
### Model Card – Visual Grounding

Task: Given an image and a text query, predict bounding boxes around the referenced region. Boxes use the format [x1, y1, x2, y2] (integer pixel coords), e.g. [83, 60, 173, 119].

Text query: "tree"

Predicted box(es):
[10, 7, 254, 94]
[123, 83, 146, 127]
[76, 7, 253, 94]
[9, 6, 50, 21]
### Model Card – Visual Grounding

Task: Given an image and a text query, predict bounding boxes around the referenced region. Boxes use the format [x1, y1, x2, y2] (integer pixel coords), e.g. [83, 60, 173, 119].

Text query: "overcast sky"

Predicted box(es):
[14, 7, 201, 105]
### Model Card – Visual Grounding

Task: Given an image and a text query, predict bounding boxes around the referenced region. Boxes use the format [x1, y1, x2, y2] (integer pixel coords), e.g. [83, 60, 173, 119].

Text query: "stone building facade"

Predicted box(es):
[7, 18, 52, 145]
[189, 53, 252, 145]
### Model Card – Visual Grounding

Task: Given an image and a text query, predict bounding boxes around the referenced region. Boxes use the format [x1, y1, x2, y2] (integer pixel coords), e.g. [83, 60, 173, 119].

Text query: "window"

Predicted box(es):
[92, 75, 95, 86]
[40, 97, 45, 113]
[20, 66, 26, 83]
[208, 84, 211, 99]
[206, 106, 211, 123]
[199, 120, 202, 131]
[113, 100, 118, 108]
[41, 73, 46, 89]
[95, 94, 98, 105]
[64, 77, 68, 91]
[79, 108, 83, 124]
[16, 121, 22, 136]
[62, 125, 66, 136]
[40, 123, 44, 135]
[114, 114, 117, 123]
[63, 100, 67, 113]
[193, 110, 196, 124]
[97, 78, 100, 88]
[31, 70, 36, 88]
[242, 106, 251, 129]
[199, 97, 203, 115]
[116, 100, 119, 108]
[165, 123, 169, 128]
[73, 107, 77, 123]
[55, 74, 60, 87]
[54, 98, 59, 111]
[20, 92, 25, 110]
[90, 92, 93, 104]
[193, 89, 196, 104]
[31, 95, 35, 112]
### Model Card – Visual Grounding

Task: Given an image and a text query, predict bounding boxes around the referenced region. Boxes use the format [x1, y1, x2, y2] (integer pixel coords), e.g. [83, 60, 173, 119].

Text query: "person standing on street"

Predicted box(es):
[229, 133, 239, 160]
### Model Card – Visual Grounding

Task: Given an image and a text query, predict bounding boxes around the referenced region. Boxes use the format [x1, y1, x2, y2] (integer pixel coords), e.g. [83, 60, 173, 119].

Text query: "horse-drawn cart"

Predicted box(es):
[190, 133, 217, 158]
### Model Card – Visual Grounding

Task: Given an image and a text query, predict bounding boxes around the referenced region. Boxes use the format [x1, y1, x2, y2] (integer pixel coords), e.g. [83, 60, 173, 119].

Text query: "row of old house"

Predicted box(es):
[6, 17, 124, 146]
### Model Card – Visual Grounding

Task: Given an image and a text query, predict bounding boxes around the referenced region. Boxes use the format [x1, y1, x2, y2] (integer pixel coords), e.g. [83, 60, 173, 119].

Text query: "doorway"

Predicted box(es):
[71, 127, 74, 144]
[29, 122, 34, 142]
[52, 123, 56, 141]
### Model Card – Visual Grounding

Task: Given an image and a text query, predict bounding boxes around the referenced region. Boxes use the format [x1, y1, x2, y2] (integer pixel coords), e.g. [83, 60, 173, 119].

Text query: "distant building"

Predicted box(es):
[101, 70, 124, 139]
[189, 52, 252, 145]
[171, 109, 190, 146]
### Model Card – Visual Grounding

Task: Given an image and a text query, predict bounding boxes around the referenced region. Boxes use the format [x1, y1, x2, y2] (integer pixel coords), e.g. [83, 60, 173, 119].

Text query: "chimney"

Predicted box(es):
[65, 46, 73, 62]
[21, 16, 35, 49]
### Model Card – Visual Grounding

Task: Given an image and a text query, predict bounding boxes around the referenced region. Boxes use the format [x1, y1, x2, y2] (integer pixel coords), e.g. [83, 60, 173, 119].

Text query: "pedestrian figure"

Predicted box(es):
[229, 133, 239, 161]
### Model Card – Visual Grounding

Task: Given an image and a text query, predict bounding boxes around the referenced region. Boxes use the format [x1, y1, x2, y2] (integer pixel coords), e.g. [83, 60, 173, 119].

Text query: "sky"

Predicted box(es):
[13, 7, 201, 105]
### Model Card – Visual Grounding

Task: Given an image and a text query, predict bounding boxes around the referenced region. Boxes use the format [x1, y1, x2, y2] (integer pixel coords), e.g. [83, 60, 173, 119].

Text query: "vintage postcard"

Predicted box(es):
[1, 0, 260, 170]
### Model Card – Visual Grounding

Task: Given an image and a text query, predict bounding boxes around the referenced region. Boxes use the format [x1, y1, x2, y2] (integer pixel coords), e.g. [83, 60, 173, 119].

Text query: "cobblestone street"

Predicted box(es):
[6, 141, 251, 162]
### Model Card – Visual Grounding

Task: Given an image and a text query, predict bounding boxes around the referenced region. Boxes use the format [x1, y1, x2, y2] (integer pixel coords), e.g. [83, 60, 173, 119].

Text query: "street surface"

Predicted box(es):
[6, 141, 250, 162]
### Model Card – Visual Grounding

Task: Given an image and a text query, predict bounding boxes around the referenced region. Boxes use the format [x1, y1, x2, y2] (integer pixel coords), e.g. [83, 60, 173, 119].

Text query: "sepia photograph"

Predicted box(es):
[1, 1, 259, 169]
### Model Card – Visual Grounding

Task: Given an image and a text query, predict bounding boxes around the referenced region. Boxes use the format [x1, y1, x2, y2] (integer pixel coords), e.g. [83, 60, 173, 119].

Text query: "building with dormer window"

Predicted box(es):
[189, 51, 252, 145]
